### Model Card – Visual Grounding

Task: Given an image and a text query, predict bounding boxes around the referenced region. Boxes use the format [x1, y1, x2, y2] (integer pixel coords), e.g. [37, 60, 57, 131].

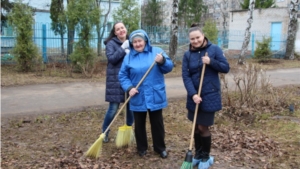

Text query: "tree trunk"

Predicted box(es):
[60, 32, 65, 57]
[67, 29, 74, 60]
[285, 0, 299, 60]
[97, 27, 101, 56]
[99, 0, 111, 56]
[238, 0, 255, 65]
[168, 0, 178, 66]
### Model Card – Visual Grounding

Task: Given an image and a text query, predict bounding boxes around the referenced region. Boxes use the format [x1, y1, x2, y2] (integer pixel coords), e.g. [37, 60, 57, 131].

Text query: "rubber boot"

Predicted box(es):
[198, 135, 214, 169]
[192, 133, 202, 167]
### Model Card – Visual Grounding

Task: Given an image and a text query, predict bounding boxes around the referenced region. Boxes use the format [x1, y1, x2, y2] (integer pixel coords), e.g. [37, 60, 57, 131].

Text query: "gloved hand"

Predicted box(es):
[125, 49, 130, 54]
[121, 40, 129, 49]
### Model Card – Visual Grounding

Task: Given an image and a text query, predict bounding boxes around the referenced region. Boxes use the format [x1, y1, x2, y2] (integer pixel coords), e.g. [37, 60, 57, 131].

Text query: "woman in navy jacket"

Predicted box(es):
[119, 29, 173, 158]
[101, 22, 133, 143]
[182, 24, 230, 169]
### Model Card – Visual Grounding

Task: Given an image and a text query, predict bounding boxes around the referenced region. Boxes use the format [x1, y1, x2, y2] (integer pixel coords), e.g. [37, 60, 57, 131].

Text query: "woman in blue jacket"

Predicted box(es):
[182, 24, 230, 169]
[101, 22, 133, 143]
[119, 29, 173, 158]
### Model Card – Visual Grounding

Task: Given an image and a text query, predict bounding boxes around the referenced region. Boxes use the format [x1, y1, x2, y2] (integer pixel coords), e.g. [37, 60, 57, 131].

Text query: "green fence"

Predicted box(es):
[1, 24, 287, 64]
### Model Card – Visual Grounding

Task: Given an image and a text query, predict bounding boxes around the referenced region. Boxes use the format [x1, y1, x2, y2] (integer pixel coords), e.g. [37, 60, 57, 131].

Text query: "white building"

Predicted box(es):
[228, 1, 300, 54]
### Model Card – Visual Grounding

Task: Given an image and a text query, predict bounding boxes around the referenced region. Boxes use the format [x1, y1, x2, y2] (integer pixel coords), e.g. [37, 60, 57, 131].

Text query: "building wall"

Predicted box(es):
[294, 20, 300, 53]
[203, 0, 241, 31]
[161, 0, 173, 26]
[275, 0, 290, 7]
[228, 8, 291, 52]
[230, 8, 290, 34]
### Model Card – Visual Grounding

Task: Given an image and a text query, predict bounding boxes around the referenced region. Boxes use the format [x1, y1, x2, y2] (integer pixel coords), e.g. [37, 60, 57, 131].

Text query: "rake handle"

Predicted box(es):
[188, 63, 206, 150]
[124, 93, 127, 123]
[103, 61, 156, 134]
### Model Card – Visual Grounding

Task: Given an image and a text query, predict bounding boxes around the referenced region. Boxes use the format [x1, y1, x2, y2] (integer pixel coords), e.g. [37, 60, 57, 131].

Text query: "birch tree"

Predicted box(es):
[285, 0, 299, 60]
[237, 0, 255, 65]
[168, 0, 178, 65]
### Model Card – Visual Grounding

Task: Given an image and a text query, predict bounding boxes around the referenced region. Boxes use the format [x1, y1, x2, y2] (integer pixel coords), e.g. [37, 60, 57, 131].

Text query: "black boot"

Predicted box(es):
[192, 133, 202, 166]
[200, 135, 211, 162]
[194, 133, 202, 159]
[198, 135, 214, 168]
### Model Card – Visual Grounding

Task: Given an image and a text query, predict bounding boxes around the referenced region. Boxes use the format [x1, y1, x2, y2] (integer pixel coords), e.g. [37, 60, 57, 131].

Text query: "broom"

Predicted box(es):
[115, 92, 135, 148]
[181, 63, 206, 169]
[85, 61, 157, 158]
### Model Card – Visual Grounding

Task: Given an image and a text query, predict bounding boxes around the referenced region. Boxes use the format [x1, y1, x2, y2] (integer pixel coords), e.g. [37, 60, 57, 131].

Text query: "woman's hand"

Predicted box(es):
[121, 40, 129, 50]
[192, 94, 202, 104]
[129, 88, 139, 97]
[155, 53, 164, 64]
[202, 52, 210, 65]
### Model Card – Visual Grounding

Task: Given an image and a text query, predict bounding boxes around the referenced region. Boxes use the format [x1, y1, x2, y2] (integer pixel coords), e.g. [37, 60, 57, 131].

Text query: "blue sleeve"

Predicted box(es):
[159, 50, 174, 74]
[182, 52, 197, 98]
[208, 46, 230, 73]
[106, 41, 126, 65]
[118, 56, 133, 92]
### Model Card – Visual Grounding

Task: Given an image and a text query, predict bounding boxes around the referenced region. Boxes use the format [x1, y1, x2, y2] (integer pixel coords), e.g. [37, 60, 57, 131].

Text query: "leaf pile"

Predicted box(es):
[211, 125, 283, 163]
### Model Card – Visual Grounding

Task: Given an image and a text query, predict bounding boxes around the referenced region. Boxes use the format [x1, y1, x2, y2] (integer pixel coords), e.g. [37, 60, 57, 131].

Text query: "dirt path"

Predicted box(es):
[1, 68, 300, 117]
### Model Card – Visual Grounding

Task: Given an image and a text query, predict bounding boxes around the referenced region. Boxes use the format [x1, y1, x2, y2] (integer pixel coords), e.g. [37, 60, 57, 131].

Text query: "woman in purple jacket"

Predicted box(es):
[182, 24, 230, 169]
[101, 22, 133, 143]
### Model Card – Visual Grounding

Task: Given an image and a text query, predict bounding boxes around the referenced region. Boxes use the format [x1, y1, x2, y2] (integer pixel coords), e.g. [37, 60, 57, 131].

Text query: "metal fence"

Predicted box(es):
[1, 24, 287, 64]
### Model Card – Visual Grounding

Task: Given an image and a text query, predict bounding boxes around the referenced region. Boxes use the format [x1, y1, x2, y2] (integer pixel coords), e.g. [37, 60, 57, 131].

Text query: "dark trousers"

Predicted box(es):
[133, 109, 166, 153]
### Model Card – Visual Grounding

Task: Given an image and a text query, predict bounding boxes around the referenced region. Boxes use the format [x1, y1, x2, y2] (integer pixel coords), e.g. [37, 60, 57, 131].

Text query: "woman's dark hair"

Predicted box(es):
[104, 21, 129, 44]
[188, 23, 203, 34]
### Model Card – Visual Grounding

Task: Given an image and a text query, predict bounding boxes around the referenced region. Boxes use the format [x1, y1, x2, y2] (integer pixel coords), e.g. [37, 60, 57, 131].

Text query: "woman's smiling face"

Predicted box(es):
[114, 23, 127, 40]
[132, 38, 146, 52]
[189, 30, 205, 48]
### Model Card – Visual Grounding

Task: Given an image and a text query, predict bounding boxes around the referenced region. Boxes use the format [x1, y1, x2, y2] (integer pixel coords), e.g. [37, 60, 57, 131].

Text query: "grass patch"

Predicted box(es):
[254, 117, 300, 169]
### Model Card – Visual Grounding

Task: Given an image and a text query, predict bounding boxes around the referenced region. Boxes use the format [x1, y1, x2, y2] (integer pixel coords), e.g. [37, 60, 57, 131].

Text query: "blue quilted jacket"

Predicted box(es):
[182, 39, 230, 112]
[119, 29, 174, 112]
[104, 37, 127, 102]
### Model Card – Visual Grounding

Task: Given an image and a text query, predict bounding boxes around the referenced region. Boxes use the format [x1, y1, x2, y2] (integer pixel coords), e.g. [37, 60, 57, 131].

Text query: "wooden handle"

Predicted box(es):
[188, 62, 206, 150]
[124, 93, 127, 123]
[103, 61, 157, 134]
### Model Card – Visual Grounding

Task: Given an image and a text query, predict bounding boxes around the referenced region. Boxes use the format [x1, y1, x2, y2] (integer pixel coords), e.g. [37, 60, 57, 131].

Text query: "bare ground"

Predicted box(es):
[1, 93, 300, 169]
[1, 59, 300, 168]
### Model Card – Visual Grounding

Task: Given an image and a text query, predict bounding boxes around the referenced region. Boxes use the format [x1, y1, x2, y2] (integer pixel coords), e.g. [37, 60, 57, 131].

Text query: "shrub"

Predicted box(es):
[7, 1, 41, 72]
[254, 36, 272, 62]
[202, 19, 218, 44]
[67, 0, 100, 77]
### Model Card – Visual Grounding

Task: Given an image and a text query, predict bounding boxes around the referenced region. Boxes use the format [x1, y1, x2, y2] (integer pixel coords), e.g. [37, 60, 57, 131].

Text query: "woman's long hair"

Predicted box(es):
[104, 21, 129, 45]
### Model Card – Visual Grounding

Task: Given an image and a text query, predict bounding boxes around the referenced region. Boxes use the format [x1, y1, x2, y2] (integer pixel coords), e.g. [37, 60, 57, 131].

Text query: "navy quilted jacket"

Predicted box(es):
[105, 37, 127, 102]
[182, 39, 230, 112]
